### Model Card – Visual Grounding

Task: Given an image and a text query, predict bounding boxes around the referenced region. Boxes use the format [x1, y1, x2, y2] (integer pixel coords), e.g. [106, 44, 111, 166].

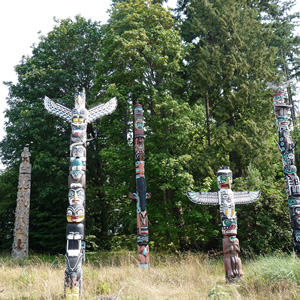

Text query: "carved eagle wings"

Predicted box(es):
[44, 96, 117, 123]
[44, 96, 72, 123]
[232, 191, 261, 204]
[187, 192, 219, 205]
[186, 191, 261, 205]
[266, 81, 290, 92]
[87, 97, 117, 123]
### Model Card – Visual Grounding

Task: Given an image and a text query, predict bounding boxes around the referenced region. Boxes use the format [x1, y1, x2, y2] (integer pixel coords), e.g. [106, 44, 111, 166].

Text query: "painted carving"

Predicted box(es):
[130, 104, 151, 268]
[12, 146, 31, 259]
[223, 235, 243, 278]
[267, 81, 300, 255]
[44, 90, 117, 298]
[187, 166, 260, 282]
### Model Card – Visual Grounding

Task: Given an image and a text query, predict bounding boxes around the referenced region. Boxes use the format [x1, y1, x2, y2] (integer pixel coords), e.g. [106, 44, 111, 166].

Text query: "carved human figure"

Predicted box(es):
[138, 244, 150, 265]
[223, 235, 243, 280]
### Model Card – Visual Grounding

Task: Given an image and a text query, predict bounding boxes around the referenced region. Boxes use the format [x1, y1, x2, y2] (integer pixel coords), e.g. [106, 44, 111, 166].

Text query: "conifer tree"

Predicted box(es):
[0, 16, 105, 252]
[178, 0, 279, 179]
[95, 0, 199, 250]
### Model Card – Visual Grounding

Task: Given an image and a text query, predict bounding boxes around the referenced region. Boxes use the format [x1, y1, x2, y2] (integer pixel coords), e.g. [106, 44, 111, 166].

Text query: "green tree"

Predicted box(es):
[95, 0, 200, 250]
[178, 0, 279, 179]
[234, 165, 291, 254]
[112, 0, 167, 5]
[173, 0, 288, 251]
[253, 0, 300, 121]
[0, 16, 105, 253]
[0, 168, 19, 251]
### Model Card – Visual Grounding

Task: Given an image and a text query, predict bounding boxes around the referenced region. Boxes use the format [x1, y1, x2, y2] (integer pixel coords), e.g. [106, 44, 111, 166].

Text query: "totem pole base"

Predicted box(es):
[225, 273, 241, 284]
[11, 250, 27, 260]
[64, 273, 82, 300]
[65, 286, 81, 300]
[139, 264, 149, 268]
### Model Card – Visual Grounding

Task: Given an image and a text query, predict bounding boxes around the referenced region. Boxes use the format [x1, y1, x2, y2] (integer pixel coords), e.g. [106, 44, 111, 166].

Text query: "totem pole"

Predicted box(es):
[130, 104, 151, 268]
[267, 81, 300, 255]
[12, 146, 31, 259]
[187, 167, 260, 282]
[44, 90, 117, 298]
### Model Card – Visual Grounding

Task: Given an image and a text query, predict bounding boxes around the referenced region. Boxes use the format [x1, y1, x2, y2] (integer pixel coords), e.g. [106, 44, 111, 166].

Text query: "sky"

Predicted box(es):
[0, 0, 298, 159]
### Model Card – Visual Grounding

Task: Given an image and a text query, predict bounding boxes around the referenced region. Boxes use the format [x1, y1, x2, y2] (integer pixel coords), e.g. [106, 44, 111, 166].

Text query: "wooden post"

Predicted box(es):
[130, 104, 151, 268]
[12, 146, 31, 259]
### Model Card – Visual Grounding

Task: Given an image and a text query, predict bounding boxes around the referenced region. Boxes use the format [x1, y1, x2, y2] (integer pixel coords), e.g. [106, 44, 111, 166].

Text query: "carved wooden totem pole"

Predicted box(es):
[130, 104, 151, 268]
[267, 81, 300, 255]
[187, 167, 260, 282]
[12, 146, 31, 259]
[44, 90, 117, 298]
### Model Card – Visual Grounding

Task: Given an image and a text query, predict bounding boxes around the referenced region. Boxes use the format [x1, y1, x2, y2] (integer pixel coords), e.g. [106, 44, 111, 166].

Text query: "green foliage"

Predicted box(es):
[0, 168, 19, 250]
[234, 164, 291, 253]
[95, 0, 196, 251]
[0, 0, 299, 255]
[1, 15, 104, 253]
[245, 252, 300, 285]
[179, 0, 279, 178]
[96, 281, 111, 295]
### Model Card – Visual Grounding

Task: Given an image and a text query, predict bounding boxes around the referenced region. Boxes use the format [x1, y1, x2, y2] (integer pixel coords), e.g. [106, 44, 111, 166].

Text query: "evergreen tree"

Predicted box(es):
[178, 0, 279, 179]
[173, 0, 288, 251]
[249, 0, 300, 120]
[95, 0, 200, 250]
[0, 16, 105, 253]
[0, 168, 19, 251]
[0, 0, 298, 254]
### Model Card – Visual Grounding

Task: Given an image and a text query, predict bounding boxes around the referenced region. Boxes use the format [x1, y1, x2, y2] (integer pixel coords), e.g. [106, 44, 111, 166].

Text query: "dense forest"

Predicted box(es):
[0, 0, 299, 254]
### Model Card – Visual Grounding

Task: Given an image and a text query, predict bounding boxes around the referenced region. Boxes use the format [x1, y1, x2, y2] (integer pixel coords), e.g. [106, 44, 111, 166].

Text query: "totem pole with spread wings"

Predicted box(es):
[44, 90, 117, 298]
[187, 167, 260, 282]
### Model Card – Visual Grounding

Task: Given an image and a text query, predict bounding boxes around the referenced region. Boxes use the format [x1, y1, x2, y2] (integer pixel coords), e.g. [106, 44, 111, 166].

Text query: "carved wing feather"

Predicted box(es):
[267, 81, 290, 92]
[87, 97, 117, 123]
[44, 96, 72, 122]
[187, 192, 218, 205]
[233, 191, 261, 205]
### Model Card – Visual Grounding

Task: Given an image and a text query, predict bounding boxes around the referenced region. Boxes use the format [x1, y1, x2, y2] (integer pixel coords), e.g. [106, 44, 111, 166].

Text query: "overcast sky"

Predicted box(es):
[0, 0, 298, 151]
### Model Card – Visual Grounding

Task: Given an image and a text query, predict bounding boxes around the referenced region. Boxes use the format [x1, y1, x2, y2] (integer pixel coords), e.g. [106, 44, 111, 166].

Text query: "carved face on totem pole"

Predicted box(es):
[134, 104, 144, 135]
[71, 144, 86, 159]
[69, 165, 86, 188]
[273, 92, 285, 105]
[290, 207, 300, 228]
[221, 217, 237, 235]
[68, 188, 85, 206]
[66, 204, 85, 223]
[71, 124, 87, 144]
[287, 175, 300, 196]
[217, 167, 237, 235]
[217, 167, 233, 190]
[275, 104, 292, 126]
[278, 125, 294, 154]
[293, 230, 300, 243]
[71, 93, 88, 145]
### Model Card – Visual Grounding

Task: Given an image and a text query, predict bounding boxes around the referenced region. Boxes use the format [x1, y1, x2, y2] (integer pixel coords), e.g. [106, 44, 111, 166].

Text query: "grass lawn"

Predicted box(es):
[0, 251, 299, 299]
